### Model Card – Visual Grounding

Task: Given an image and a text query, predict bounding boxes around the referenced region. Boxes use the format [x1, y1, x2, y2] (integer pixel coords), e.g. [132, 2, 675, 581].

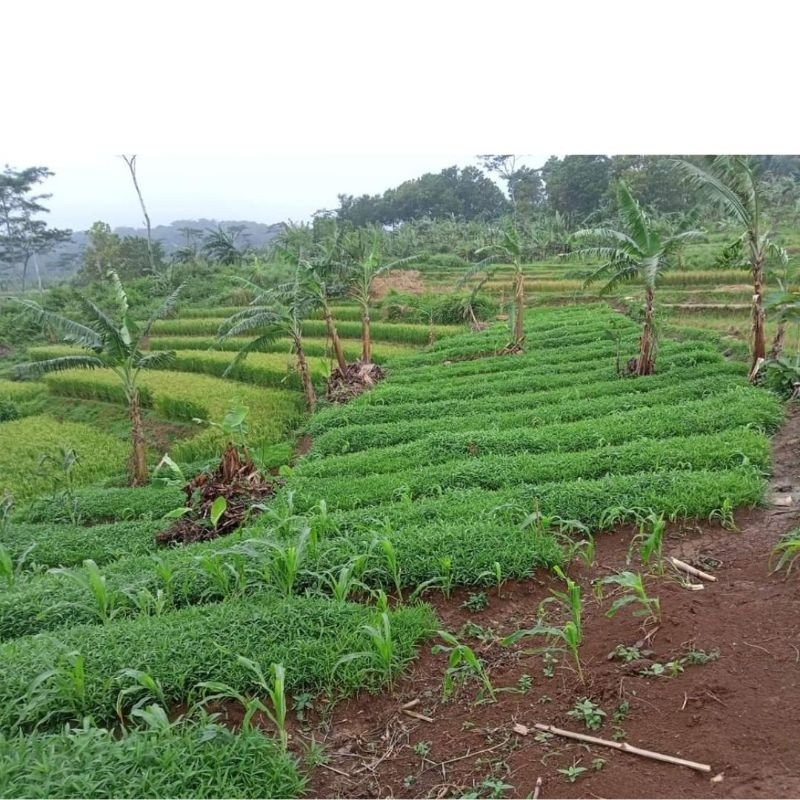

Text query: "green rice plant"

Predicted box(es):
[114, 667, 167, 721]
[769, 529, 800, 577]
[432, 630, 497, 703]
[627, 510, 667, 574]
[195, 658, 289, 750]
[597, 571, 661, 623]
[49, 559, 122, 623]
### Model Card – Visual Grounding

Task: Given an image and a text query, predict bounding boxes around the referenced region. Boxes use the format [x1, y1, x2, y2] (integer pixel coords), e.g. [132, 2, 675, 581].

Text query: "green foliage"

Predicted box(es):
[769, 529, 800, 577]
[432, 630, 497, 703]
[596, 571, 661, 623]
[0, 717, 305, 799]
[567, 697, 606, 730]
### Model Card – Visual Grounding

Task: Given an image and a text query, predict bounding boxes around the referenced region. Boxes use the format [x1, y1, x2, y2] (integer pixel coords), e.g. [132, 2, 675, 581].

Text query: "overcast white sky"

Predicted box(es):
[15, 155, 549, 231]
[5, 0, 797, 234]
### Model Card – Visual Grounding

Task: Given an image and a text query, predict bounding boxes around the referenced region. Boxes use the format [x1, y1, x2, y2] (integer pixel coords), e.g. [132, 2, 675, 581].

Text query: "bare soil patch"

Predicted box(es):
[291, 408, 800, 799]
[371, 270, 425, 300]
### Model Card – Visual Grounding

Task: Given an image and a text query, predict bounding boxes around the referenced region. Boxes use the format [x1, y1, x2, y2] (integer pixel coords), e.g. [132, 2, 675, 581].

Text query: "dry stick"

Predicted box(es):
[403, 709, 434, 723]
[532, 776, 543, 799]
[533, 724, 711, 773]
[669, 557, 717, 583]
[319, 763, 353, 779]
[401, 698, 421, 710]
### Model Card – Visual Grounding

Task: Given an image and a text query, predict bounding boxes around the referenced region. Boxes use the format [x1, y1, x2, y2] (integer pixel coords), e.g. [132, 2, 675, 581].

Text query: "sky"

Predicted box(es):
[18, 155, 549, 232]
[5, 0, 798, 234]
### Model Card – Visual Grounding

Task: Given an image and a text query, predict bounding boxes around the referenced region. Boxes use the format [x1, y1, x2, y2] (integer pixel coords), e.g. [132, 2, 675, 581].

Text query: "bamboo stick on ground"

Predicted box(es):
[533, 723, 711, 773]
[669, 557, 717, 583]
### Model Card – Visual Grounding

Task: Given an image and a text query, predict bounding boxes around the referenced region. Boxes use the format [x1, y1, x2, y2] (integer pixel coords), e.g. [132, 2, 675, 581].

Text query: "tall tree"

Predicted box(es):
[567, 181, 701, 376]
[0, 165, 72, 292]
[675, 156, 788, 379]
[14, 273, 183, 485]
[541, 155, 612, 219]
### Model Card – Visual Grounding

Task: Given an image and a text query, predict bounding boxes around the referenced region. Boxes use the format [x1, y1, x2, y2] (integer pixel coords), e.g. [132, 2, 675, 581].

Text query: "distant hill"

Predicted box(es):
[41, 219, 283, 282]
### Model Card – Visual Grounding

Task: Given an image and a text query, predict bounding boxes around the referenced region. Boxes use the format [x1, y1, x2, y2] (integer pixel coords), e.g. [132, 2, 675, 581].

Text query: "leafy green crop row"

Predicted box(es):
[0, 721, 305, 799]
[289, 428, 769, 511]
[300, 373, 750, 473]
[307, 362, 747, 433]
[2, 520, 163, 569]
[0, 594, 435, 730]
[308, 385, 782, 458]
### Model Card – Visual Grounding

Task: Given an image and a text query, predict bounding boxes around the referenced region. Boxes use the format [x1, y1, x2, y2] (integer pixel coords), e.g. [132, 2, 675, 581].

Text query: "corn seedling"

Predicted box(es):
[597, 571, 661, 623]
[432, 630, 497, 704]
[769, 529, 800, 577]
[195, 658, 289, 750]
[260, 531, 310, 597]
[476, 560, 505, 596]
[709, 497, 739, 531]
[335, 611, 400, 687]
[627, 510, 667, 574]
[0, 542, 37, 589]
[540, 565, 583, 634]
[379, 538, 403, 601]
[502, 620, 584, 685]
[409, 556, 455, 601]
[49, 559, 122, 623]
[313, 555, 371, 603]
[115, 668, 168, 721]
[17, 650, 89, 731]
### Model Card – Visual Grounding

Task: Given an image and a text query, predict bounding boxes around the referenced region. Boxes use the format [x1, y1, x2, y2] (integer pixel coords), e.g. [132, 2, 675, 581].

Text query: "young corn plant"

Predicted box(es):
[17, 650, 89, 731]
[432, 630, 497, 704]
[335, 611, 402, 687]
[195, 658, 289, 750]
[769, 529, 800, 577]
[502, 621, 584, 685]
[627, 510, 667, 575]
[260, 531, 310, 597]
[409, 556, 455, 602]
[597, 571, 661, 624]
[379, 538, 404, 601]
[313, 555, 371, 603]
[50, 559, 123, 623]
[115, 668, 168, 721]
[0, 542, 37, 589]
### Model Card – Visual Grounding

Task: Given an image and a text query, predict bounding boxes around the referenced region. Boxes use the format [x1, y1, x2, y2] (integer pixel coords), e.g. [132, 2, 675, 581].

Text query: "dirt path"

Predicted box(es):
[296, 407, 800, 799]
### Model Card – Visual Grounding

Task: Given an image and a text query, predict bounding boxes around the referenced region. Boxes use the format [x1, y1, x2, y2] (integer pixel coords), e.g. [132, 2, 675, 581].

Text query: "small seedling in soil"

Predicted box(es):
[463, 591, 490, 612]
[682, 646, 720, 665]
[640, 659, 685, 677]
[517, 673, 533, 693]
[612, 727, 627, 741]
[770, 529, 800, 577]
[596, 570, 661, 624]
[476, 776, 514, 798]
[591, 757, 607, 771]
[303, 735, 329, 767]
[608, 644, 645, 663]
[542, 651, 558, 677]
[477, 560, 506, 596]
[292, 692, 314, 721]
[537, 694, 552, 704]
[413, 740, 432, 758]
[460, 620, 498, 644]
[557, 759, 589, 783]
[433, 630, 497, 703]
[613, 700, 631, 724]
[567, 698, 606, 730]
[403, 775, 415, 790]
[628, 510, 667, 574]
[709, 497, 738, 531]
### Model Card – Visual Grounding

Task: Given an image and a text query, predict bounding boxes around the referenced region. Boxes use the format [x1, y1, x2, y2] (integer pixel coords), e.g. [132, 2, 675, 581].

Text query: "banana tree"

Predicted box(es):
[217, 265, 319, 411]
[345, 229, 417, 363]
[567, 181, 701, 376]
[14, 272, 182, 485]
[674, 156, 788, 380]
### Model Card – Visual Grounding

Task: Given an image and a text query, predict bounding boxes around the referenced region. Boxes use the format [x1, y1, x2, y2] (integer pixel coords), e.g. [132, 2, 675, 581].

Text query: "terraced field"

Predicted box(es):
[1, 300, 788, 797]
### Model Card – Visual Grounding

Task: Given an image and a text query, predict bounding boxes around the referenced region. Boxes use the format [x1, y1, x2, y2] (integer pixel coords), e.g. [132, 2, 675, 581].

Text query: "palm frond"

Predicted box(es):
[78, 295, 130, 360]
[15, 355, 105, 379]
[139, 283, 186, 341]
[222, 334, 280, 376]
[615, 181, 652, 252]
[672, 158, 752, 229]
[12, 299, 103, 351]
[134, 350, 176, 370]
[568, 227, 639, 253]
[217, 308, 285, 340]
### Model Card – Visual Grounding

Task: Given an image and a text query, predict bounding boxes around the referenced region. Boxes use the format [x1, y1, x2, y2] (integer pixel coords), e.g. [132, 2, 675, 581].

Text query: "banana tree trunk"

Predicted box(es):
[769, 319, 786, 360]
[324, 306, 348, 374]
[513, 268, 525, 346]
[129, 388, 149, 486]
[637, 285, 656, 376]
[361, 308, 372, 364]
[294, 338, 317, 412]
[750, 256, 766, 380]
